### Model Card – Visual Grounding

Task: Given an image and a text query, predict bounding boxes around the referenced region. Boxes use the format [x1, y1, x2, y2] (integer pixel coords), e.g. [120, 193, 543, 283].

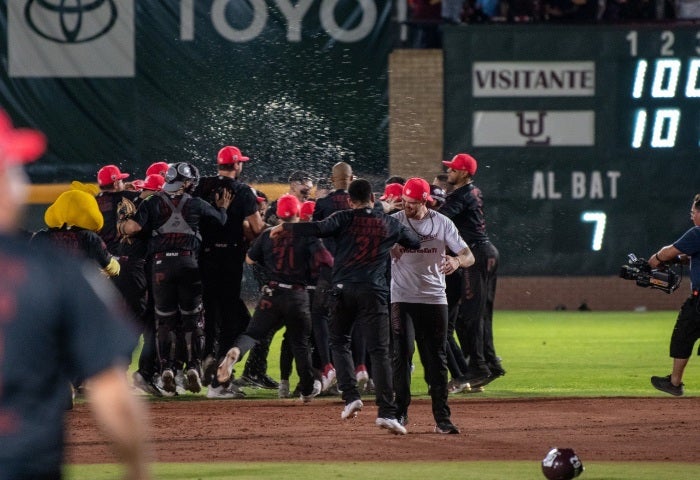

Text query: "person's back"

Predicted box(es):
[271, 179, 420, 435]
[0, 238, 137, 477]
[0, 109, 149, 479]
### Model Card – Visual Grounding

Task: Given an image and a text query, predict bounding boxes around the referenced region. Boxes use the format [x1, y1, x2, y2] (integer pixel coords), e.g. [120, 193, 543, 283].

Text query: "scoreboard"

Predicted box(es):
[443, 24, 700, 276]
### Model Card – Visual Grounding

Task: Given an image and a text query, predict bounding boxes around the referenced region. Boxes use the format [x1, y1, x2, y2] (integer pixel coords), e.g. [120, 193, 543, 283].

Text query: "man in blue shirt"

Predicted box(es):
[649, 193, 700, 396]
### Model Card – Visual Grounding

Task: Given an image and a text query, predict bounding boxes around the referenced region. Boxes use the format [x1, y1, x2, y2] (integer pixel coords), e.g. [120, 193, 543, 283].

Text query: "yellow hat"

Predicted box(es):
[44, 189, 104, 231]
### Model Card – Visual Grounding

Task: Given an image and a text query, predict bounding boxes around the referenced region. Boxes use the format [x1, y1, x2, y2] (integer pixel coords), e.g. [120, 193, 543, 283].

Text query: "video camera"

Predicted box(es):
[619, 253, 681, 294]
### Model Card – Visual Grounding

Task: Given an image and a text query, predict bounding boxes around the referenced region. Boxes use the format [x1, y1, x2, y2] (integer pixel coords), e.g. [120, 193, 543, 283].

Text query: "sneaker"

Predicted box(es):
[132, 371, 163, 397]
[463, 385, 485, 394]
[217, 347, 239, 384]
[398, 414, 409, 427]
[468, 374, 495, 389]
[462, 367, 491, 388]
[651, 374, 684, 396]
[241, 373, 279, 390]
[434, 421, 460, 434]
[488, 362, 506, 378]
[447, 377, 470, 394]
[300, 380, 322, 403]
[186, 368, 202, 393]
[225, 382, 247, 398]
[375, 417, 407, 435]
[356, 365, 369, 392]
[321, 366, 337, 392]
[175, 369, 186, 390]
[206, 384, 245, 399]
[341, 399, 364, 420]
[278, 379, 292, 399]
[201, 354, 217, 387]
[161, 369, 177, 394]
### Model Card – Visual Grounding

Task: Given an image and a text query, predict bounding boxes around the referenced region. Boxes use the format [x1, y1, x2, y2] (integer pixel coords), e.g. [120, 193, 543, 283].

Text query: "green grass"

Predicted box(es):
[65, 461, 700, 480]
[81, 310, 699, 480]
[127, 310, 695, 399]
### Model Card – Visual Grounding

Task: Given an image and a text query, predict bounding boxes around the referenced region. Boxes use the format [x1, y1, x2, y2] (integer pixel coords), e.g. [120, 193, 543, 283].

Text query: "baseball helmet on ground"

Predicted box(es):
[541, 447, 584, 480]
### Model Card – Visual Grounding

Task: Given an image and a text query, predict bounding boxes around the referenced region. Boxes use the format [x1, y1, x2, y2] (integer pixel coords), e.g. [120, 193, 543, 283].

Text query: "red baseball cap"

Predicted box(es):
[142, 174, 165, 191]
[97, 164, 130, 186]
[442, 153, 477, 176]
[276, 194, 300, 219]
[0, 110, 46, 167]
[380, 182, 404, 200]
[300, 200, 316, 221]
[217, 146, 249, 165]
[402, 177, 433, 202]
[146, 161, 169, 177]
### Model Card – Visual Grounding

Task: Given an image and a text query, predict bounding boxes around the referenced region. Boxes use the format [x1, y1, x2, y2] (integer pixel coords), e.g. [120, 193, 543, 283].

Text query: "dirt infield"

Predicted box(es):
[66, 396, 699, 464]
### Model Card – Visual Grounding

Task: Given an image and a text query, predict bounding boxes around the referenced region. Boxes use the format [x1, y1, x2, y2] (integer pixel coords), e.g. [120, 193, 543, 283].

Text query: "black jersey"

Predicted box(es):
[132, 191, 227, 255]
[439, 182, 489, 244]
[288, 207, 420, 291]
[194, 175, 257, 253]
[312, 189, 350, 255]
[0, 234, 136, 478]
[31, 226, 112, 269]
[248, 226, 332, 286]
[95, 190, 141, 254]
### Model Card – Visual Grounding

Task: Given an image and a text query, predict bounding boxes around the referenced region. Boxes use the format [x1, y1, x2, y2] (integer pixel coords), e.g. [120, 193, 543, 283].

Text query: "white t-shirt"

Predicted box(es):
[390, 209, 467, 304]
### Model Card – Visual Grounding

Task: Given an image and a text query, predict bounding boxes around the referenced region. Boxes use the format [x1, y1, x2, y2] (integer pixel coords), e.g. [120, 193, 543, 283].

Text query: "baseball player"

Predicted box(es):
[440, 153, 504, 387]
[193, 146, 265, 394]
[217, 194, 332, 402]
[268, 179, 421, 435]
[118, 162, 231, 394]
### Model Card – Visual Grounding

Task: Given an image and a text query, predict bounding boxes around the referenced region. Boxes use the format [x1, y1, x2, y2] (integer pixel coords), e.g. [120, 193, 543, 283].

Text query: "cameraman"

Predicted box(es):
[649, 193, 700, 396]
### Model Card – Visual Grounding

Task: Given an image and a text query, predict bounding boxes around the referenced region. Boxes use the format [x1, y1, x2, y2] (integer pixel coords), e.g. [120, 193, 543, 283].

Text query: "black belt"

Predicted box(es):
[268, 281, 306, 291]
[153, 250, 193, 259]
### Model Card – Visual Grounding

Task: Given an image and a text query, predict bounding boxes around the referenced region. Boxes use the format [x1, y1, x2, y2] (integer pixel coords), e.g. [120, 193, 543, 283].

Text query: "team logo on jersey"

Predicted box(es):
[8, 0, 135, 77]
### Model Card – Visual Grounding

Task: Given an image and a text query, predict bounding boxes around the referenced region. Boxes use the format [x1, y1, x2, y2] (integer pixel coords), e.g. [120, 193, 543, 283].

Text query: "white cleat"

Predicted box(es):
[375, 417, 408, 435]
[341, 399, 364, 420]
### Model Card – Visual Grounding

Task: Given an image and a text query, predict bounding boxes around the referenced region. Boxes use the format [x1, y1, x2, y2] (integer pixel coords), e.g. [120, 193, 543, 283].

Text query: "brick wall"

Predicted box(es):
[388, 49, 684, 311]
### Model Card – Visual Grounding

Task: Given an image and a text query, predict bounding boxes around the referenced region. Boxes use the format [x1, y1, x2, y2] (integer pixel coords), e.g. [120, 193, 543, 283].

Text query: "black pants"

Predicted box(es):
[453, 241, 499, 370]
[234, 288, 316, 396]
[391, 302, 451, 424]
[329, 284, 398, 418]
[152, 254, 202, 371]
[113, 257, 158, 377]
[310, 278, 333, 367]
[199, 248, 245, 360]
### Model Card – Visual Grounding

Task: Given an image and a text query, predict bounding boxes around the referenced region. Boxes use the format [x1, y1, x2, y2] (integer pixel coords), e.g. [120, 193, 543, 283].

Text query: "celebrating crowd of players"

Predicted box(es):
[35, 145, 506, 435]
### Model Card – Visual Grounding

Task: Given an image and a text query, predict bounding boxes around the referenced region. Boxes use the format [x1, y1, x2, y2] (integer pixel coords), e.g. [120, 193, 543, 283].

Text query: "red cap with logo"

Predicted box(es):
[142, 174, 165, 191]
[442, 153, 477, 176]
[380, 182, 404, 200]
[217, 146, 249, 165]
[402, 177, 433, 202]
[276, 194, 301, 219]
[300, 200, 316, 221]
[0, 110, 46, 167]
[146, 161, 169, 177]
[97, 164, 130, 186]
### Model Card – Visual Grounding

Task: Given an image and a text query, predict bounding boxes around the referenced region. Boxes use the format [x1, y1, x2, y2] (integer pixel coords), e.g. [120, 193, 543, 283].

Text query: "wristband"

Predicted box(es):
[655, 253, 663, 262]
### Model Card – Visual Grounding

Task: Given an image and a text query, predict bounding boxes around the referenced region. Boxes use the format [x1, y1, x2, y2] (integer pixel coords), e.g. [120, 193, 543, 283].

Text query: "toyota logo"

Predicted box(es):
[24, 0, 118, 44]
